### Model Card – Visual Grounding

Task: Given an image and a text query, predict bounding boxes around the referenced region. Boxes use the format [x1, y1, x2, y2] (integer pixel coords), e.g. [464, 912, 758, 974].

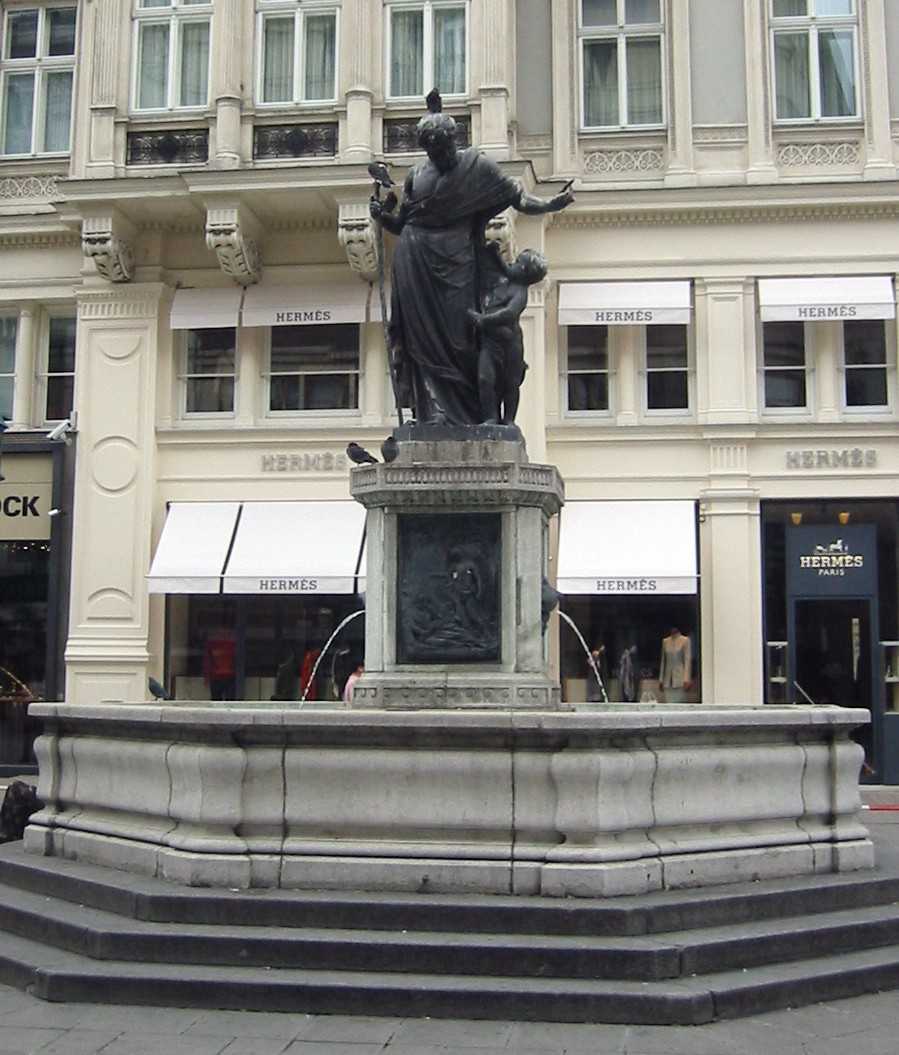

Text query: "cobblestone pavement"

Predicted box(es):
[0, 813, 894, 1055]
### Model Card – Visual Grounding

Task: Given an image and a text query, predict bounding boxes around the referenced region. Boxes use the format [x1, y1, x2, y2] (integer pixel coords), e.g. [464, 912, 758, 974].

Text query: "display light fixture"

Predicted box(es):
[838, 511, 851, 525]
[790, 512, 803, 526]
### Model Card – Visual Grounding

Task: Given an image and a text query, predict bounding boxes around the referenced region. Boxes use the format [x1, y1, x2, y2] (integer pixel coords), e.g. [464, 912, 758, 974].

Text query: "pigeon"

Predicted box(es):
[425, 87, 443, 113]
[148, 677, 172, 701]
[380, 435, 399, 464]
[346, 442, 378, 465]
[367, 161, 395, 189]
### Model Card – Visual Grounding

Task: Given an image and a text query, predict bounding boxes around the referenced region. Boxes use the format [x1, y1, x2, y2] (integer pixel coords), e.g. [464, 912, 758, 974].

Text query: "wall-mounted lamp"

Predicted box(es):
[838, 511, 851, 525]
[790, 512, 803, 526]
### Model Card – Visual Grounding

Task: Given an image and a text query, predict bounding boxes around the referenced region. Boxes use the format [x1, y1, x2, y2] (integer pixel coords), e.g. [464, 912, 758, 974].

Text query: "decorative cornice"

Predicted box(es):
[0, 174, 59, 202]
[81, 212, 136, 283]
[584, 148, 666, 176]
[337, 203, 378, 283]
[776, 140, 861, 168]
[77, 285, 167, 321]
[0, 230, 79, 249]
[205, 204, 262, 285]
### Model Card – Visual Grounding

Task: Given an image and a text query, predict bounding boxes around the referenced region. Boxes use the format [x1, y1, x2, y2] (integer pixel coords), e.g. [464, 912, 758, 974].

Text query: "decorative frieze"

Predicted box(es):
[0, 175, 58, 202]
[384, 115, 470, 154]
[337, 203, 378, 283]
[77, 287, 165, 321]
[205, 205, 262, 286]
[710, 443, 749, 475]
[583, 148, 665, 176]
[126, 129, 209, 166]
[253, 123, 338, 160]
[81, 213, 136, 284]
[776, 141, 860, 168]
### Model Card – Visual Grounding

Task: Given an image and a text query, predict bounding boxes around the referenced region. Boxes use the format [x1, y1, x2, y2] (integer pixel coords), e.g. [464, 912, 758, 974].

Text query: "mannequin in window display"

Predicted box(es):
[618, 644, 639, 703]
[658, 626, 692, 704]
[203, 627, 235, 701]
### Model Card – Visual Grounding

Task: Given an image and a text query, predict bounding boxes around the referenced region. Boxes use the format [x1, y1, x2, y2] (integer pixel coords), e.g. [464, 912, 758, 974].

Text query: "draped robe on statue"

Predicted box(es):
[388, 148, 521, 425]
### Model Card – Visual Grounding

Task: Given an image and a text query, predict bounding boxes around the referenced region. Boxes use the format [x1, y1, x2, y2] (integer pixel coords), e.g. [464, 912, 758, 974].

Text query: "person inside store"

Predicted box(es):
[203, 625, 236, 701]
[658, 626, 692, 703]
[586, 643, 608, 703]
[343, 660, 364, 705]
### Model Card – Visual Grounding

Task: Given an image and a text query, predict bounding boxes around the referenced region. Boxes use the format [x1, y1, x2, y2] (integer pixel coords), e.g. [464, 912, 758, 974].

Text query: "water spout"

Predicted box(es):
[558, 610, 610, 705]
[299, 608, 365, 705]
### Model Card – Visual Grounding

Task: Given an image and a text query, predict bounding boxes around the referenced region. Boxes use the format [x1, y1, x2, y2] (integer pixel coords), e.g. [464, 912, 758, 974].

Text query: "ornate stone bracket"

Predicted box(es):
[484, 208, 516, 264]
[82, 213, 136, 283]
[205, 204, 262, 285]
[337, 203, 378, 283]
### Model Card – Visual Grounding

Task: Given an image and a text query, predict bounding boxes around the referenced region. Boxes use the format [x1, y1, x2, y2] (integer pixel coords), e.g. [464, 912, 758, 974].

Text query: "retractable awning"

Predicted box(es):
[148, 501, 366, 595]
[758, 276, 895, 322]
[170, 288, 243, 330]
[242, 284, 372, 327]
[147, 502, 241, 593]
[557, 501, 698, 594]
[558, 281, 692, 326]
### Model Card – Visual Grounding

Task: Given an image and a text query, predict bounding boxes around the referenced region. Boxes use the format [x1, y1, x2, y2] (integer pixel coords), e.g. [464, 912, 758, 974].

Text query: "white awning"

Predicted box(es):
[758, 276, 895, 322]
[558, 281, 692, 326]
[242, 284, 371, 327]
[557, 500, 697, 594]
[170, 288, 243, 330]
[147, 502, 241, 594]
[223, 500, 367, 594]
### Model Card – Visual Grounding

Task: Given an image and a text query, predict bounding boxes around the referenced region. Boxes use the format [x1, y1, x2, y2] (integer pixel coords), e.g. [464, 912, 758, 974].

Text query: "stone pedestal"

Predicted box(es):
[349, 426, 564, 710]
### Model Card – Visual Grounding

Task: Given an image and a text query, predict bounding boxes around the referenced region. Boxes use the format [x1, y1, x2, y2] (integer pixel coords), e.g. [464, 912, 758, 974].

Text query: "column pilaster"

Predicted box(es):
[695, 278, 755, 425]
[664, 0, 696, 186]
[551, 0, 578, 176]
[86, 0, 121, 178]
[212, 0, 243, 168]
[11, 307, 36, 428]
[744, 0, 777, 183]
[860, 0, 896, 179]
[65, 284, 170, 705]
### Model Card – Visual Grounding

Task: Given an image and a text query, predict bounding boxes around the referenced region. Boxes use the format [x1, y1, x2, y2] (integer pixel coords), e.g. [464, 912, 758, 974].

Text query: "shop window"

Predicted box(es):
[41, 314, 75, 423]
[182, 328, 236, 416]
[580, 0, 664, 130]
[133, 0, 211, 112]
[763, 321, 808, 410]
[1, 5, 75, 155]
[0, 316, 15, 421]
[843, 319, 889, 409]
[257, 2, 337, 104]
[645, 324, 689, 412]
[268, 323, 359, 413]
[387, 1, 467, 100]
[770, 0, 858, 122]
[566, 325, 610, 413]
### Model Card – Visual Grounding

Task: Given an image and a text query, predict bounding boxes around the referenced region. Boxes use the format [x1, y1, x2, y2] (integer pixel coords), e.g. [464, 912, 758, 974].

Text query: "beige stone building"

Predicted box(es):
[1, 0, 898, 778]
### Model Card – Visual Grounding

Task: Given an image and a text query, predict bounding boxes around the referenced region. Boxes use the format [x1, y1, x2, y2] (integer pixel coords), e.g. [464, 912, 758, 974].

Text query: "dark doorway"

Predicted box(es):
[794, 598, 875, 775]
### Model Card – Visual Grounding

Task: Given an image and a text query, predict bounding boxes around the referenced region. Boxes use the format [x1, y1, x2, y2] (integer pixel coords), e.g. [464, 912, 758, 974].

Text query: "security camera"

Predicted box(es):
[46, 419, 72, 443]
[47, 508, 62, 518]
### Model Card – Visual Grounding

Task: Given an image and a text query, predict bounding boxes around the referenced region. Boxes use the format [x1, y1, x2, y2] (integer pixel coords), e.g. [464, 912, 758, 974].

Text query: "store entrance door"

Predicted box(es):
[793, 598, 876, 777]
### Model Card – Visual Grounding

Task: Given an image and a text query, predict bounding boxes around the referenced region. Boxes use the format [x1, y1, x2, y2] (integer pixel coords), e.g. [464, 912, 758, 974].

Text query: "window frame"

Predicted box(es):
[759, 319, 814, 417]
[0, 313, 17, 422]
[561, 324, 614, 419]
[39, 308, 76, 426]
[264, 323, 362, 418]
[769, 0, 861, 125]
[640, 323, 693, 418]
[131, 0, 213, 114]
[0, 3, 76, 158]
[578, 0, 666, 132]
[384, 0, 469, 104]
[255, 0, 340, 108]
[179, 326, 238, 420]
[840, 318, 894, 415]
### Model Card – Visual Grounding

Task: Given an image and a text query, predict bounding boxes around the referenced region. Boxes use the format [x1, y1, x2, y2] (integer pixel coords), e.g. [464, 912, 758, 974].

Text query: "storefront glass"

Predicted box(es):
[165, 593, 365, 702]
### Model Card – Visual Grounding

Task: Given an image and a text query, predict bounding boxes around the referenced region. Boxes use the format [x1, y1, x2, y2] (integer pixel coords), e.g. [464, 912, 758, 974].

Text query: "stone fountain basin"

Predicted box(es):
[25, 702, 872, 897]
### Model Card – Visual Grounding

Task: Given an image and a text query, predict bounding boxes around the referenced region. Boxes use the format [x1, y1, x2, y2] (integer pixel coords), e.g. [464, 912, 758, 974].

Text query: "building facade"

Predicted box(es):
[1, 0, 898, 777]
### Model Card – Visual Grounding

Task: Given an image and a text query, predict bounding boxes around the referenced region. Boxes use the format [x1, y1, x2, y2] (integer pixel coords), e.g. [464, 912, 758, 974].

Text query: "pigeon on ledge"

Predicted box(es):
[148, 677, 172, 701]
[346, 442, 378, 465]
[381, 435, 399, 463]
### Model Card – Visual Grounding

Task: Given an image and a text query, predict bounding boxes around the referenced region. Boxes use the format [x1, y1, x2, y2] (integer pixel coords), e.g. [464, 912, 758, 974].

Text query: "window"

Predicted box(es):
[387, 1, 466, 100]
[566, 325, 610, 412]
[258, 2, 337, 104]
[268, 324, 359, 412]
[645, 325, 688, 411]
[1, 6, 75, 155]
[763, 321, 808, 409]
[770, 0, 858, 122]
[42, 314, 75, 422]
[134, 0, 211, 112]
[0, 316, 15, 420]
[183, 329, 236, 415]
[580, 0, 663, 129]
[843, 320, 888, 408]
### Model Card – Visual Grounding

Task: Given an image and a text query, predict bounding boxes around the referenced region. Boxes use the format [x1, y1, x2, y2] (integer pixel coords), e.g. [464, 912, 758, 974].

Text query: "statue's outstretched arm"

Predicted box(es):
[516, 186, 575, 216]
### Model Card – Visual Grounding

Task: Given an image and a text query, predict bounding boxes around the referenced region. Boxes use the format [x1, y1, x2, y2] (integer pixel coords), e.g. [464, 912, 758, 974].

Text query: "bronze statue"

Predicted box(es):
[370, 92, 573, 427]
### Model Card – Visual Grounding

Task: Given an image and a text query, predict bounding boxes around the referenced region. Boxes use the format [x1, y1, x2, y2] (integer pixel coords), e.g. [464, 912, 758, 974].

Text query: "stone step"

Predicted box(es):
[1, 925, 899, 1025]
[3, 843, 899, 938]
[0, 868, 899, 983]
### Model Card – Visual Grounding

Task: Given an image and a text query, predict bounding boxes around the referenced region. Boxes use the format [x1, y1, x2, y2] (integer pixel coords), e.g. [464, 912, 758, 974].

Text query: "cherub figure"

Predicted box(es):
[468, 244, 548, 425]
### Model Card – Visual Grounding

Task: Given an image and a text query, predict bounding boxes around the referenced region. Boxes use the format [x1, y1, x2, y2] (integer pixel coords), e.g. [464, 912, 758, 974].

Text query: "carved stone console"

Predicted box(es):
[205, 204, 262, 285]
[81, 212, 136, 283]
[349, 426, 565, 710]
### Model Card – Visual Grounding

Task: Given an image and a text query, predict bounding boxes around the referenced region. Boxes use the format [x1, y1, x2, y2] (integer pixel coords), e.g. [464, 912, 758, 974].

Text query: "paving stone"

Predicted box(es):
[187, 1010, 312, 1040]
[217, 1039, 294, 1055]
[62, 1005, 204, 1034]
[97, 1031, 231, 1055]
[389, 1017, 515, 1048]
[0, 1027, 64, 1054]
[37, 1029, 123, 1055]
[281, 1044, 385, 1055]
[293, 1015, 401, 1044]
[508, 1021, 627, 1051]
[799, 1024, 899, 1055]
